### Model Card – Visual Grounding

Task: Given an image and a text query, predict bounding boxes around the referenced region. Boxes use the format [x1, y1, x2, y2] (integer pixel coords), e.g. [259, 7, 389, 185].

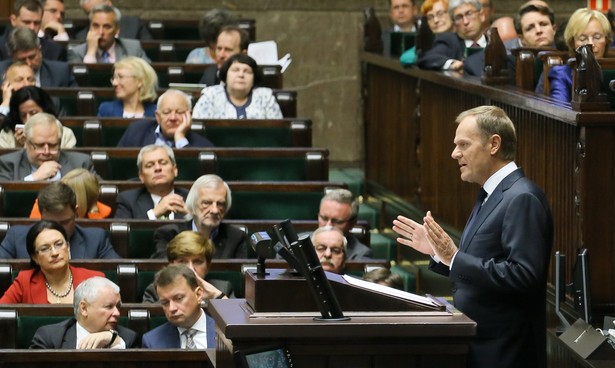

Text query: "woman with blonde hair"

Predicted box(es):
[98, 56, 158, 118]
[30, 168, 112, 219]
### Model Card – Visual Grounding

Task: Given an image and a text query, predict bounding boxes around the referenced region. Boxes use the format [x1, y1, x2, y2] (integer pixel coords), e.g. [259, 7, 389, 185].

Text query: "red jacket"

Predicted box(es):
[0, 265, 104, 304]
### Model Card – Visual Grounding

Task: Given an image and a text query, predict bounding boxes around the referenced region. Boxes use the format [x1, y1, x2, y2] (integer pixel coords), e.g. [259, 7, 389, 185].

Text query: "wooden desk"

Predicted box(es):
[207, 298, 476, 368]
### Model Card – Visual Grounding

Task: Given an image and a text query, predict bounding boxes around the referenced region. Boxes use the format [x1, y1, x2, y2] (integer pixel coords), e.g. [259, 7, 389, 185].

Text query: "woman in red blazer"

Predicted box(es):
[0, 220, 104, 304]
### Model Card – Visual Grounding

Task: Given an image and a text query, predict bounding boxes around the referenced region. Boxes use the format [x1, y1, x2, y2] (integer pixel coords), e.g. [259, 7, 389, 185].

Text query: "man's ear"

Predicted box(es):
[489, 134, 502, 155]
[9, 15, 17, 27]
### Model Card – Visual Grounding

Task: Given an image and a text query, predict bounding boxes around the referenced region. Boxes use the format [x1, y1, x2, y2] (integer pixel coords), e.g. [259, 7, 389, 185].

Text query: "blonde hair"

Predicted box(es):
[564, 8, 612, 56]
[113, 56, 158, 102]
[167, 231, 215, 264]
[61, 168, 99, 218]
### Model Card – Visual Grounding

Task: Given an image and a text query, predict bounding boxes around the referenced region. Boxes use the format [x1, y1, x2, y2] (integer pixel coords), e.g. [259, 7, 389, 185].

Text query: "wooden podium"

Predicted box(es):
[206, 269, 476, 368]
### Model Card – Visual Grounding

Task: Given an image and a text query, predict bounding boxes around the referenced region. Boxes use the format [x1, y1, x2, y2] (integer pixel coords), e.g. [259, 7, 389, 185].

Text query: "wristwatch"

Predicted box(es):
[108, 329, 119, 347]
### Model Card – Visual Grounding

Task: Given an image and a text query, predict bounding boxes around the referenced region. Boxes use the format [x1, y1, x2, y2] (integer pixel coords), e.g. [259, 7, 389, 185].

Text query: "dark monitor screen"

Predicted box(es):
[572, 248, 591, 323]
[235, 345, 293, 368]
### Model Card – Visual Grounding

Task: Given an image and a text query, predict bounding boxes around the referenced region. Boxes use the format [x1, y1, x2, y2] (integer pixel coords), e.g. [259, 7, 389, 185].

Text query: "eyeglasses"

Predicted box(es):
[453, 10, 479, 24]
[110, 74, 136, 83]
[427, 10, 447, 22]
[576, 33, 605, 44]
[315, 244, 344, 256]
[318, 214, 351, 226]
[27, 140, 60, 153]
[36, 240, 67, 255]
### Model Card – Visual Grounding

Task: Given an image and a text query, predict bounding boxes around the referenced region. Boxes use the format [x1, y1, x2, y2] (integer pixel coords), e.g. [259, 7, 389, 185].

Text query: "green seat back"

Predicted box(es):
[228, 191, 321, 220]
[2, 190, 37, 217]
[205, 127, 293, 148]
[18, 316, 66, 349]
[206, 271, 244, 298]
[106, 157, 199, 181]
[137, 270, 157, 302]
[217, 157, 306, 181]
[129, 228, 156, 259]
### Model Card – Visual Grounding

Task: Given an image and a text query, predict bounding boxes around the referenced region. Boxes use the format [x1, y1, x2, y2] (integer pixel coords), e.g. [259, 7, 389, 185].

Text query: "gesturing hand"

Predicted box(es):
[423, 211, 457, 266]
[392, 215, 434, 256]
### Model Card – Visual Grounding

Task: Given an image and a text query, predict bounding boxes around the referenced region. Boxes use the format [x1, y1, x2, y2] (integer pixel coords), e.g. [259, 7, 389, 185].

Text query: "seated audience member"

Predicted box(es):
[68, 4, 150, 64]
[492, 17, 517, 42]
[317, 189, 373, 259]
[31, 168, 112, 219]
[77, 0, 152, 41]
[0, 220, 104, 304]
[0, 27, 76, 87]
[507, 2, 555, 53]
[0, 61, 36, 118]
[0, 182, 120, 259]
[40, 0, 69, 41]
[199, 24, 249, 86]
[0, 0, 66, 61]
[31, 276, 139, 349]
[114, 144, 189, 219]
[0, 113, 94, 181]
[417, 0, 487, 75]
[186, 9, 238, 64]
[537, 8, 611, 102]
[479, 0, 494, 29]
[1, 86, 74, 149]
[422, 0, 454, 33]
[98, 56, 158, 118]
[142, 264, 216, 348]
[116, 89, 213, 147]
[363, 268, 404, 290]
[143, 231, 233, 303]
[389, 0, 418, 32]
[192, 54, 283, 119]
[312, 226, 347, 275]
[152, 174, 248, 259]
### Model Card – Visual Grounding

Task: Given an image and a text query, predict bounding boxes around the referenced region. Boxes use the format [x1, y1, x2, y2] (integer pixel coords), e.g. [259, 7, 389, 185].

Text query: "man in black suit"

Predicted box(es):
[152, 174, 248, 259]
[77, 0, 152, 41]
[114, 144, 189, 220]
[0, 0, 66, 62]
[417, 0, 487, 75]
[117, 89, 213, 148]
[199, 25, 249, 86]
[31, 277, 138, 349]
[0, 27, 76, 88]
[393, 106, 553, 368]
[0, 181, 119, 259]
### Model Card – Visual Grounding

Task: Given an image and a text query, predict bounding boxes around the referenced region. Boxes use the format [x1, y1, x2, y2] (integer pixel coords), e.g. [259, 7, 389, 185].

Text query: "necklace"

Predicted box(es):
[45, 271, 73, 304]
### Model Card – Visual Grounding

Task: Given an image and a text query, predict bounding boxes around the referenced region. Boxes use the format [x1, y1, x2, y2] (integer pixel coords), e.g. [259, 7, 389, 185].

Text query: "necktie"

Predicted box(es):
[471, 42, 480, 48]
[461, 188, 488, 245]
[184, 328, 197, 349]
[102, 50, 110, 63]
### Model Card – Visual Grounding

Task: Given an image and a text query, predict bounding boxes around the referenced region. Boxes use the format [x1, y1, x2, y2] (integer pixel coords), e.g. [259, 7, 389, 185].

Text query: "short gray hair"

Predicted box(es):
[137, 144, 176, 170]
[185, 174, 232, 217]
[310, 225, 348, 248]
[157, 89, 192, 111]
[448, 0, 481, 18]
[89, 4, 121, 24]
[24, 112, 63, 143]
[321, 189, 359, 220]
[73, 277, 120, 317]
[8, 27, 40, 53]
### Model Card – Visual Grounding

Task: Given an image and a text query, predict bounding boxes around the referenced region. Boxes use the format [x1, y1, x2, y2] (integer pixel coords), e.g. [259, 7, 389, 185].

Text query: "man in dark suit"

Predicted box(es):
[417, 0, 487, 75]
[0, 113, 95, 181]
[0, 181, 119, 259]
[0, 0, 66, 62]
[142, 265, 216, 349]
[77, 0, 152, 40]
[393, 106, 553, 368]
[152, 174, 248, 259]
[115, 144, 189, 220]
[117, 89, 213, 148]
[31, 277, 138, 349]
[199, 25, 249, 86]
[0, 27, 76, 88]
[67, 4, 150, 64]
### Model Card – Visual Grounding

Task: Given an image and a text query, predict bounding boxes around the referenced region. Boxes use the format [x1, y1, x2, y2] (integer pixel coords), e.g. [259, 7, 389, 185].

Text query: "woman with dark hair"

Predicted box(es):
[192, 54, 283, 119]
[0, 86, 75, 148]
[0, 220, 103, 304]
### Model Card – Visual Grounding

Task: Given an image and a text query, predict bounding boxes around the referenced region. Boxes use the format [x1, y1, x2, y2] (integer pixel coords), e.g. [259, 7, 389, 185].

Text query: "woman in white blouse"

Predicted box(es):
[192, 54, 283, 119]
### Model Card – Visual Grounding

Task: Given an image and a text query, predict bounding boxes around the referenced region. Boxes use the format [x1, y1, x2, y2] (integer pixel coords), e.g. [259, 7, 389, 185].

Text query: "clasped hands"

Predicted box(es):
[392, 211, 457, 266]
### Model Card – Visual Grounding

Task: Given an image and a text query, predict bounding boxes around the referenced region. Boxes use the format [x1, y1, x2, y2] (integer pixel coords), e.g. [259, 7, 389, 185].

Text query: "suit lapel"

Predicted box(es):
[136, 189, 156, 218]
[18, 151, 32, 179]
[62, 320, 78, 348]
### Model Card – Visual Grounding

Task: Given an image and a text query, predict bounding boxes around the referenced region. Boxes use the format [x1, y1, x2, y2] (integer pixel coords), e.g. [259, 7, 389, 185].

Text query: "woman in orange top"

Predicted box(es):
[30, 168, 112, 219]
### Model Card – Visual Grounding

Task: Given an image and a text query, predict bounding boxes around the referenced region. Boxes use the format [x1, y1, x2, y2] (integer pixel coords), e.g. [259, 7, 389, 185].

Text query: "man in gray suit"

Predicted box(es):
[68, 4, 150, 64]
[0, 112, 96, 181]
[114, 144, 189, 220]
[77, 0, 152, 40]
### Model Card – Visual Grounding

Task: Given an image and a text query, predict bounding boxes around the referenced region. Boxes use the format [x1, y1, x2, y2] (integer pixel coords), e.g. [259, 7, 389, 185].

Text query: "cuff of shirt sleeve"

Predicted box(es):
[175, 138, 189, 148]
[146, 209, 157, 220]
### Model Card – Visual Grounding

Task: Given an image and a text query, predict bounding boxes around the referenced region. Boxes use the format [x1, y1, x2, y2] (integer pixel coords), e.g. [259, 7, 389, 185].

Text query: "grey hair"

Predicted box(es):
[321, 188, 359, 220]
[89, 4, 121, 24]
[448, 0, 481, 18]
[310, 225, 348, 248]
[185, 174, 232, 218]
[137, 144, 176, 170]
[8, 27, 40, 53]
[24, 112, 63, 143]
[156, 89, 192, 111]
[73, 277, 120, 317]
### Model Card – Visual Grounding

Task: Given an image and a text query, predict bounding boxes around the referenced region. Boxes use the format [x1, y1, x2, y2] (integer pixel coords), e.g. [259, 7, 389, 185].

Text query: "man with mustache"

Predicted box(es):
[312, 226, 346, 275]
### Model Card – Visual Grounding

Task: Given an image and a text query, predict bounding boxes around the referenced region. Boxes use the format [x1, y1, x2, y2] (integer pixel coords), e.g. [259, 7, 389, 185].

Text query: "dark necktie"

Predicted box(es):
[461, 188, 488, 245]
[471, 42, 480, 48]
[102, 50, 110, 63]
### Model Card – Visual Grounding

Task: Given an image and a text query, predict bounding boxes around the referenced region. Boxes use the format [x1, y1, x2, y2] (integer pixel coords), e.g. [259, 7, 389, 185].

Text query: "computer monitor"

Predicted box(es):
[572, 248, 592, 323]
[234, 344, 293, 368]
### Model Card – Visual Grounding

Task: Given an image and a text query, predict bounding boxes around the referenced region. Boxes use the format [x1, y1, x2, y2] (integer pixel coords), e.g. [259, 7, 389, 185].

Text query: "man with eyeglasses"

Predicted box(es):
[0, 181, 120, 259]
[152, 174, 248, 259]
[67, 4, 149, 64]
[389, 0, 418, 32]
[418, 0, 489, 75]
[117, 89, 213, 148]
[317, 189, 372, 260]
[312, 226, 347, 275]
[0, 112, 95, 181]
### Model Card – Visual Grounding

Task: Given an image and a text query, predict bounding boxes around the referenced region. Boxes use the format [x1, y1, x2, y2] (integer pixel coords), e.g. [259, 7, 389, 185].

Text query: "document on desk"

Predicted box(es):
[342, 275, 440, 308]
